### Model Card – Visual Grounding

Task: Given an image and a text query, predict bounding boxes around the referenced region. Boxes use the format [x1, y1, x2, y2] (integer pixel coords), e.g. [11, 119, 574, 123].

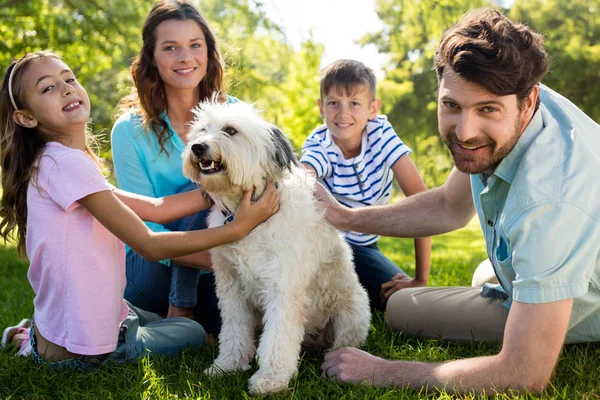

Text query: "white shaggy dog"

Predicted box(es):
[182, 101, 371, 395]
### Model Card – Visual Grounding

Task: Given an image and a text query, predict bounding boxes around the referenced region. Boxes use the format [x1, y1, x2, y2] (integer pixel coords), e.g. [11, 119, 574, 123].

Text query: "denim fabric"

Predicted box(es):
[349, 242, 405, 311]
[30, 302, 206, 369]
[124, 182, 211, 312]
[481, 283, 509, 301]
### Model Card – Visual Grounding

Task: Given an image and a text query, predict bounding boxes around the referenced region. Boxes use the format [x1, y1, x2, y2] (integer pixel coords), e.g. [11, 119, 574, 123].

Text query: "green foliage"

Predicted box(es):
[510, 0, 600, 119]
[0, 0, 147, 143]
[363, 0, 600, 187]
[363, 0, 493, 187]
[0, 0, 322, 158]
[2, 0, 600, 187]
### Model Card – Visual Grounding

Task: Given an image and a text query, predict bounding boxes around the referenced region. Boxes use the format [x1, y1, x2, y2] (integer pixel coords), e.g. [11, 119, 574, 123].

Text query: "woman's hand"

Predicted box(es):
[232, 182, 280, 237]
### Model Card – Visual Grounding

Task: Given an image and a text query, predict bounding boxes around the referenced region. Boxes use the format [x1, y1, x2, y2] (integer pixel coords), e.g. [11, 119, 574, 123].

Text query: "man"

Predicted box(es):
[318, 8, 600, 394]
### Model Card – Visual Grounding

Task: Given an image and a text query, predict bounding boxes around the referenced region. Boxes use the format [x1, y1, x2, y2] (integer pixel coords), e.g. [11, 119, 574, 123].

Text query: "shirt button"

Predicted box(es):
[359, 174, 364, 179]
[487, 220, 494, 227]
[361, 183, 365, 187]
[354, 163, 359, 168]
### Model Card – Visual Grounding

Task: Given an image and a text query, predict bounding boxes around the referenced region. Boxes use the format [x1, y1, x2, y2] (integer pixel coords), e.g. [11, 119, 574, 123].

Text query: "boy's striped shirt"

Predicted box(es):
[300, 115, 411, 245]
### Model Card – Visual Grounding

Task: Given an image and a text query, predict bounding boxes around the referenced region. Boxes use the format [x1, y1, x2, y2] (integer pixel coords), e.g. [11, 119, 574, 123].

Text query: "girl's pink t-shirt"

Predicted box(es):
[26, 142, 128, 355]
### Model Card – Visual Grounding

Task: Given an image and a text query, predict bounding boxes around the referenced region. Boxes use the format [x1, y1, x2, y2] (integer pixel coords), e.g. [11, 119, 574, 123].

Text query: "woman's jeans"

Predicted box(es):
[124, 183, 221, 333]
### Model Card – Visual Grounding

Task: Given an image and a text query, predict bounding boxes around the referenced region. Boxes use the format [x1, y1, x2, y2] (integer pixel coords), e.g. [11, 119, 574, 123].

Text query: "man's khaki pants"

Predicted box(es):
[386, 261, 508, 342]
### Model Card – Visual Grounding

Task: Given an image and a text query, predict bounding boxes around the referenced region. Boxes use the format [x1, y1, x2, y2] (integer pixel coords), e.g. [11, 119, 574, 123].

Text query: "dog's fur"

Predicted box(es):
[182, 101, 371, 395]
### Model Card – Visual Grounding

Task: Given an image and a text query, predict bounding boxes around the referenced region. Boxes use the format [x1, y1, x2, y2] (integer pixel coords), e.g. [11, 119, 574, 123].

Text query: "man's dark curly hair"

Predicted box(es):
[434, 9, 550, 108]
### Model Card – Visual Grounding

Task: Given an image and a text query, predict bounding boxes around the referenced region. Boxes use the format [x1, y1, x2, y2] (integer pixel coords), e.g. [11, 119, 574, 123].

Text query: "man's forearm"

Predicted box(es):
[330, 169, 474, 238]
[378, 355, 539, 395]
[341, 187, 469, 238]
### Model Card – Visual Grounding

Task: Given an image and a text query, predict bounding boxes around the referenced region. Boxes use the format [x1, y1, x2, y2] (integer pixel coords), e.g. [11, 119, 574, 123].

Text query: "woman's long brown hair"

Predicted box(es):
[120, 0, 226, 155]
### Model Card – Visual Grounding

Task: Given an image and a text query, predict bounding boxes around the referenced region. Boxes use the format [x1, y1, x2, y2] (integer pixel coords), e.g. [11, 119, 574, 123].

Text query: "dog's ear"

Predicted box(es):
[269, 125, 298, 171]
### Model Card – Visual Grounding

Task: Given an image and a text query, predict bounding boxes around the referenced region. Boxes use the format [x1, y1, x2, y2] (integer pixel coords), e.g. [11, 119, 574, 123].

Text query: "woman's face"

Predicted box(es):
[153, 18, 209, 94]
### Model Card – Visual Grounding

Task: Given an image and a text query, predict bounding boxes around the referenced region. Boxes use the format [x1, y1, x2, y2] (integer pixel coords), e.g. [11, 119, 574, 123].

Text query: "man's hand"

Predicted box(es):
[313, 181, 347, 229]
[380, 273, 427, 304]
[321, 347, 396, 387]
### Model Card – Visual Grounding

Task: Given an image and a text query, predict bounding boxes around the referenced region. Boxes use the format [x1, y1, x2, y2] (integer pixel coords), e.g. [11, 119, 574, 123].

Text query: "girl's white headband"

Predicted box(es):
[8, 63, 19, 110]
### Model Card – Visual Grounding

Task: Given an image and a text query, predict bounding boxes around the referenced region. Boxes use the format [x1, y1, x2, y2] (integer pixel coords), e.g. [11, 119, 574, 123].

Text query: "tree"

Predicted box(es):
[510, 0, 600, 121]
[0, 0, 324, 157]
[0, 0, 147, 143]
[363, 0, 492, 187]
[362, 0, 600, 186]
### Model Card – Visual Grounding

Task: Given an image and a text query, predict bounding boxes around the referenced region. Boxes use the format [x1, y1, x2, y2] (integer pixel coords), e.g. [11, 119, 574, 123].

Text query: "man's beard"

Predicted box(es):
[441, 117, 522, 175]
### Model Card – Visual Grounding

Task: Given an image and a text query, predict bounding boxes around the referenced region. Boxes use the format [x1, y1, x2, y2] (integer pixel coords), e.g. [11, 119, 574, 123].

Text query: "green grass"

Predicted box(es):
[1, 221, 599, 399]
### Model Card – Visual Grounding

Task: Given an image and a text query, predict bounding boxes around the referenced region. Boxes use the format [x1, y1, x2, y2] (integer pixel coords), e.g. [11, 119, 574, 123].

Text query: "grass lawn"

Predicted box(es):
[1, 220, 599, 399]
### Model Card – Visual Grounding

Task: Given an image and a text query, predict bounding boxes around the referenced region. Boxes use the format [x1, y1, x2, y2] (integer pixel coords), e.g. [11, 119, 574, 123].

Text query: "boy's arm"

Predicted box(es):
[382, 155, 432, 299]
[113, 187, 211, 225]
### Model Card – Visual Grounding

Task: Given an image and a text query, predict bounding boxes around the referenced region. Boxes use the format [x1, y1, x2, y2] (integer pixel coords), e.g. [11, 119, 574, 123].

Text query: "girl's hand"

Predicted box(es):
[232, 181, 280, 237]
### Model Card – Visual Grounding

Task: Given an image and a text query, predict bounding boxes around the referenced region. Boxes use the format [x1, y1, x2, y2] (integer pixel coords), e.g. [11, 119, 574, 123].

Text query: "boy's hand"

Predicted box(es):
[380, 273, 427, 304]
[232, 181, 280, 237]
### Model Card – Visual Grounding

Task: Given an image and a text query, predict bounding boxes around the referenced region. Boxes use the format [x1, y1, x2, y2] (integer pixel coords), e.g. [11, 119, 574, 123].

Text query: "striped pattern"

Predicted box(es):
[301, 115, 411, 245]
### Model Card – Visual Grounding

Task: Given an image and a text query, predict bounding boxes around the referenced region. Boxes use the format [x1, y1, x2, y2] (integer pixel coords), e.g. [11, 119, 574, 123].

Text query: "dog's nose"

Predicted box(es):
[191, 143, 208, 157]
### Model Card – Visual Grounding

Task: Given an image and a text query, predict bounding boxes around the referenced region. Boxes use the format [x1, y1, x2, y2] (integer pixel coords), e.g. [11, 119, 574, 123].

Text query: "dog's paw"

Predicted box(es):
[204, 362, 251, 377]
[248, 370, 291, 395]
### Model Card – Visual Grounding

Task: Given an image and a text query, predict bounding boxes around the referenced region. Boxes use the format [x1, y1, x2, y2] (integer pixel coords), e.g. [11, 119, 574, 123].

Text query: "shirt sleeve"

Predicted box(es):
[506, 201, 600, 303]
[378, 118, 411, 167]
[111, 114, 172, 265]
[44, 151, 112, 212]
[226, 95, 240, 104]
[300, 130, 332, 179]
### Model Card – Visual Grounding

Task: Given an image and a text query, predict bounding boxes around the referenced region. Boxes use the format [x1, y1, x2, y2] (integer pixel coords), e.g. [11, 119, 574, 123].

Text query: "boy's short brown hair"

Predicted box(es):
[434, 9, 550, 105]
[320, 59, 377, 99]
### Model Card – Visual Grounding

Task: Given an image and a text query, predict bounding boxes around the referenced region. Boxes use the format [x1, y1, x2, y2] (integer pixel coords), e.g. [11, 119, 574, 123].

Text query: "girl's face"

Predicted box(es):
[16, 57, 90, 136]
[153, 18, 209, 95]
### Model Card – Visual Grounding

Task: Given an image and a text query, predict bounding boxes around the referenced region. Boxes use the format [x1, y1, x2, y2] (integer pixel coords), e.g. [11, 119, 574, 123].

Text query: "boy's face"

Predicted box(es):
[318, 85, 380, 143]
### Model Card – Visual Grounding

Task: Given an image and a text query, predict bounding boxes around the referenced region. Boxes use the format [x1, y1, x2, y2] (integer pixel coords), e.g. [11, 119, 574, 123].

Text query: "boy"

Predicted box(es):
[300, 59, 431, 310]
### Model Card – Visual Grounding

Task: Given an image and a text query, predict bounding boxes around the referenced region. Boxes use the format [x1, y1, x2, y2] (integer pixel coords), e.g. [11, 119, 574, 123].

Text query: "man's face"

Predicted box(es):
[437, 69, 534, 175]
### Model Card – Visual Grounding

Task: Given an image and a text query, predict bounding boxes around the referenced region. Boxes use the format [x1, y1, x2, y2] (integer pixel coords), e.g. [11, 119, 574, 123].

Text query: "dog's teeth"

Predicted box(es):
[210, 161, 215, 169]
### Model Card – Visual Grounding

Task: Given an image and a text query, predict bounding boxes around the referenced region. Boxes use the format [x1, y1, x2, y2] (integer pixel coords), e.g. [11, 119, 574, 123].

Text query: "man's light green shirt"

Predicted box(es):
[471, 85, 600, 343]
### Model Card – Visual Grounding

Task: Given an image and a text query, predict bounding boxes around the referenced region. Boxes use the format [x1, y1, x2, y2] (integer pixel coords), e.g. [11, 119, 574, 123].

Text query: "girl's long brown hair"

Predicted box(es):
[0, 51, 60, 256]
[120, 0, 226, 154]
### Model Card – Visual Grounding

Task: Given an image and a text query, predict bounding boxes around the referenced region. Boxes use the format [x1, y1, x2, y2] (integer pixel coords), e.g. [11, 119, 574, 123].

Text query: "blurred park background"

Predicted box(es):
[2, 0, 599, 189]
[2, 2, 600, 397]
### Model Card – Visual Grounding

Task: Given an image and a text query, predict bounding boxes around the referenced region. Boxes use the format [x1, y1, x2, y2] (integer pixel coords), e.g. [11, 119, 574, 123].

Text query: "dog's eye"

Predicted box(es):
[223, 126, 238, 136]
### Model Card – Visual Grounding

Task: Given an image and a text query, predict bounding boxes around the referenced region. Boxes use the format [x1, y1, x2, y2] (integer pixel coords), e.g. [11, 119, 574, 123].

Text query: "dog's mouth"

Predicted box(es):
[198, 158, 226, 175]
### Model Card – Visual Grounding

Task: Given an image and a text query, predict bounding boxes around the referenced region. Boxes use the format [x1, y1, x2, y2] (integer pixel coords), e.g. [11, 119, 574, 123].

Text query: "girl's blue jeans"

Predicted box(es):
[30, 301, 206, 369]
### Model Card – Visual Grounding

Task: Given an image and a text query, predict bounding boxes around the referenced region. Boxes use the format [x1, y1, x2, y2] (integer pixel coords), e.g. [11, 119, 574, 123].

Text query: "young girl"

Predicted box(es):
[111, 0, 235, 325]
[0, 51, 279, 368]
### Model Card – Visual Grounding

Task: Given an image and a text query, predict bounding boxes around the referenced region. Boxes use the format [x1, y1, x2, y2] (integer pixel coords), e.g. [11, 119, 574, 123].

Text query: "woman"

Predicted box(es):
[111, 0, 235, 331]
